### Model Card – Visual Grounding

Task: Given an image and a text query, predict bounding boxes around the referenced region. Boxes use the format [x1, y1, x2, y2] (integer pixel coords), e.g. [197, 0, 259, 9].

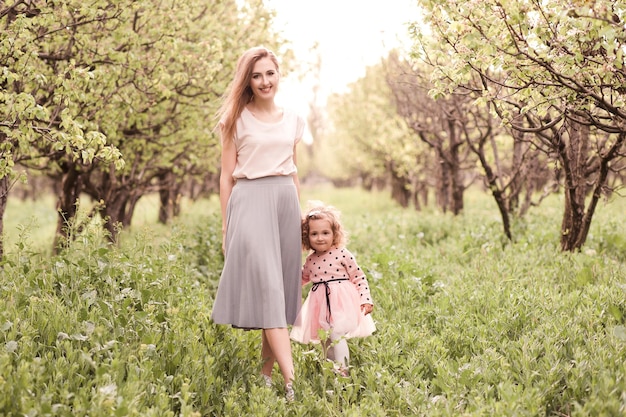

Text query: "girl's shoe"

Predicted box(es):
[262, 374, 272, 387]
[285, 382, 295, 402]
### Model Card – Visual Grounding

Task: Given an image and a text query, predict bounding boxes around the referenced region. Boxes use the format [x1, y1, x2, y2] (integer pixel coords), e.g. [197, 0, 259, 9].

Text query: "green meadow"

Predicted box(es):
[1, 186, 625, 416]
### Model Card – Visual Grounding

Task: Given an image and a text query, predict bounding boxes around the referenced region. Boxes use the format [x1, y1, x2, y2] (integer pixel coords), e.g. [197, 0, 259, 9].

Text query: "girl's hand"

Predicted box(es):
[361, 303, 373, 315]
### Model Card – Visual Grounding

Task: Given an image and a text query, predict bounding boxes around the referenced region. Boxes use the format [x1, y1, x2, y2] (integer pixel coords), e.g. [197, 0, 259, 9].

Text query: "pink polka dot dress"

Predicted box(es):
[290, 246, 376, 343]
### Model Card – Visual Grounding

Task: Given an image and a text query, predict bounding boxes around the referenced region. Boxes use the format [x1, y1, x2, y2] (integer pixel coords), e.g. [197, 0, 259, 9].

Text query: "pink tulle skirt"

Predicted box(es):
[290, 280, 376, 344]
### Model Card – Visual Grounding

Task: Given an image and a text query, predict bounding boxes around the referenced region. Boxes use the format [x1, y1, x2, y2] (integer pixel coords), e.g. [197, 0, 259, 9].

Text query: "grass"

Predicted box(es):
[1, 185, 625, 416]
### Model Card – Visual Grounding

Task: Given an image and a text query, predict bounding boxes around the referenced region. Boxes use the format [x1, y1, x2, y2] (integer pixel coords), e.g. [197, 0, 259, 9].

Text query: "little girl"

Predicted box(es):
[290, 203, 376, 377]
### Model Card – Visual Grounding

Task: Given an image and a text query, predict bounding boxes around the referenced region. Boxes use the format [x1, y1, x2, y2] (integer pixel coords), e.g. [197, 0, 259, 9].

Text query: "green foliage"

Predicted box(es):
[0, 0, 286, 248]
[1, 187, 625, 415]
[320, 61, 424, 183]
[1, 0, 282, 181]
[0, 1, 124, 177]
[415, 0, 626, 122]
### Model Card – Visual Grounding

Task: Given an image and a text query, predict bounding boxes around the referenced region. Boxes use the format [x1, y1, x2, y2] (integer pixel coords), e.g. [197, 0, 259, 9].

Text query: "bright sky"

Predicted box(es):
[265, 0, 422, 115]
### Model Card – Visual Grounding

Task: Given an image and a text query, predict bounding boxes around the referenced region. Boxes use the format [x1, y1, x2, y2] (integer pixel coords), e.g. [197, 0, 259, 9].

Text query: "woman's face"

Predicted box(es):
[249, 56, 279, 100]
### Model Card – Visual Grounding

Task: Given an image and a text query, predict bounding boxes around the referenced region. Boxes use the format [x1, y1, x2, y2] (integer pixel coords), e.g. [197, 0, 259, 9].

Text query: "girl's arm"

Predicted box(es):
[342, 248, 374, 313]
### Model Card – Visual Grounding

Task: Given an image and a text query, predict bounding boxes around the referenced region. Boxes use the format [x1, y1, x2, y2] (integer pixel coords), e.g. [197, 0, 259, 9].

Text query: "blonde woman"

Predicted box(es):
[211, 46, 304, 401]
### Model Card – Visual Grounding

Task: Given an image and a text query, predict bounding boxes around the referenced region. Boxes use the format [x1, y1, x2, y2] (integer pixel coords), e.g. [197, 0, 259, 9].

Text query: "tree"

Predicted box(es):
[388, 54, 556, 239]
[415, 0, 626, 250]
[0, 0, 124, 259]
[321, 61, 427, 207]
[386, 53, 475, 215]
[1, 0, 284, 254]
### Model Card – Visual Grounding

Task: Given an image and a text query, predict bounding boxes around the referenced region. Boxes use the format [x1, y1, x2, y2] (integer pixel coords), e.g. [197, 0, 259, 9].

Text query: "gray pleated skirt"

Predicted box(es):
[211, 176, 302, 329]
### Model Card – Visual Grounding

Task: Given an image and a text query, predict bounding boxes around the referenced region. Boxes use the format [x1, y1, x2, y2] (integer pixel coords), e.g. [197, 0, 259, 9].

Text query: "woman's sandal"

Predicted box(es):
[332, 365, 350, 378]
[285, 382, 295, 402]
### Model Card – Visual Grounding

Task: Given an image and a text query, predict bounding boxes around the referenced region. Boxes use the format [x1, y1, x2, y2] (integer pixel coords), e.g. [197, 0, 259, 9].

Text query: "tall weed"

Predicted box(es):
[1, 187, 625, 416]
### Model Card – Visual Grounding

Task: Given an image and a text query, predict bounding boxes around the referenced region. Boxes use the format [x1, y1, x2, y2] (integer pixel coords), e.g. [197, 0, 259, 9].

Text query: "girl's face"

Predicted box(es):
[249, 56, 279, 100]
[308, 218, 334, 253]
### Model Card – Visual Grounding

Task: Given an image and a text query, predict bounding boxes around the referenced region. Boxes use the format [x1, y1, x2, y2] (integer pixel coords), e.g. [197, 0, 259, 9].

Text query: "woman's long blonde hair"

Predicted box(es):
[216, 46, 279, 143]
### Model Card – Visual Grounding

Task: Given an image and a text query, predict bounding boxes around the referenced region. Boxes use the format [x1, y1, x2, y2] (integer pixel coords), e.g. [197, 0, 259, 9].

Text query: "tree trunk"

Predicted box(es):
[388, 162, 410, 208]
[76, 161, 146, 244]
[102, 197, 125, 244]
[416, 183, 428, 210]
[0, 175, 8, 260]
[569, 132, 625, 250]
[434, 148, 451, 213]
[101, 190, 140, 243]
[53, 164, 83, 254]
[472, 144, 512, 240]
[411, 178, 424, 211]
[449, 141, 464, 215]
[559, 118, 589, 251]
[508, 126, 526, 213]
[158, 171, 177, 224]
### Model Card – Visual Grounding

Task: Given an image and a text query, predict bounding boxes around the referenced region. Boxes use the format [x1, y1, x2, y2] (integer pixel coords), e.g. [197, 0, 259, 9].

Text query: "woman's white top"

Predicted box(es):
[229, 107, 305, 180]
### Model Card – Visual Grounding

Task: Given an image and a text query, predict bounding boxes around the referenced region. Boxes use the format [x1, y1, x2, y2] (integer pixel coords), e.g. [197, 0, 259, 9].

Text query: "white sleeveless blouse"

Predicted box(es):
[230, 107, 305, 180]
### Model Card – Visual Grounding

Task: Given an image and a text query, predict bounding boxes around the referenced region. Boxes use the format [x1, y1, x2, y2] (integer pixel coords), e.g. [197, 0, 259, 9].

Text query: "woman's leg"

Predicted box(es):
[262, 328, 294, 383]
[261, 330, 276, 377]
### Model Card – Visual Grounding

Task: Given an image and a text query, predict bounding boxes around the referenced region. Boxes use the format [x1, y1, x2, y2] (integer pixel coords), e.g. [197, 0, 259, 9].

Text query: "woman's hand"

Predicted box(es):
[361, 303, 374, 315]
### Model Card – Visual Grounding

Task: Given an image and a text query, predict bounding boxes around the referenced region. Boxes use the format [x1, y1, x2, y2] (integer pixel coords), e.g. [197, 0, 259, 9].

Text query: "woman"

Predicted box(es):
[211, 46, 304, 402]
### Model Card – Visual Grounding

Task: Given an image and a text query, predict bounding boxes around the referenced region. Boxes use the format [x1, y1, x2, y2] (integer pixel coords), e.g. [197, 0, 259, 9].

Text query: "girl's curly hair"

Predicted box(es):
[301, 202, 347, 251]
